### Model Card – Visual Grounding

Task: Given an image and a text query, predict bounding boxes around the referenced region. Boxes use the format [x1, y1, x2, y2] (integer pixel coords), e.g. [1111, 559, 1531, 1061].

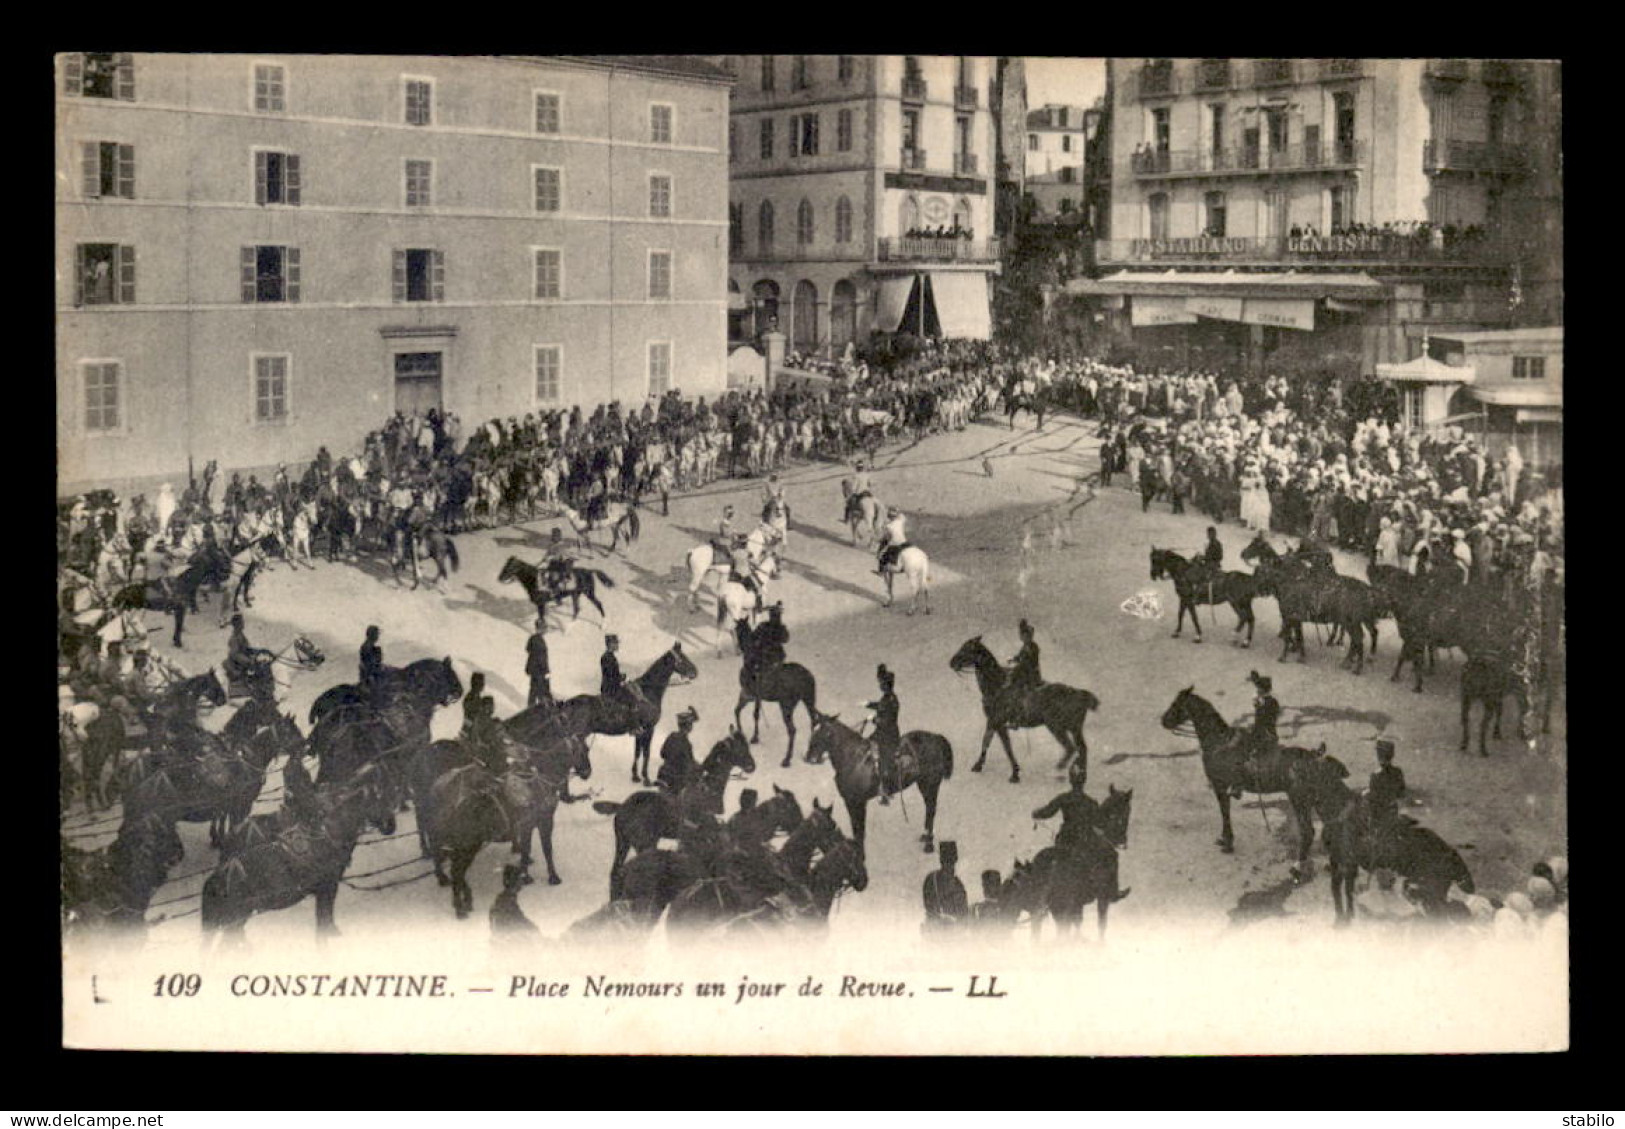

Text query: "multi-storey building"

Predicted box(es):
[57, 53, 731, 495]
[1076, 58, 1561, 391]
[1024, 103, 1088, 217]
[992, 56, 1028, 237]
[720, 54, 1001, 352]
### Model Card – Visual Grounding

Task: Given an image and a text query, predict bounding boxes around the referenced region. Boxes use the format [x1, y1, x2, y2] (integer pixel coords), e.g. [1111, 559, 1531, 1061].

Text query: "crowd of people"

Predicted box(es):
[901, 222, 976, 242]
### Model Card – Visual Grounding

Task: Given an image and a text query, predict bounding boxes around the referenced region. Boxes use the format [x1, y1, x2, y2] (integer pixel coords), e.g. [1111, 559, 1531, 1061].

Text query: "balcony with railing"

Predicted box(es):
[955, 151, 979, 176]
[878, 237, 1002, 263]
[1319, 58, 1363, 80]
[901, 147, 926, 170]
[1096, 231, 1512, 266]
[1427, 58, 1470, 82]
[1131, 139, 1365, 177]
[1424, 139, 1529, 175]
[955, 83, 979, 110]
[902, 76, 927, 102]
[1138, 61, 1177, 98]
[1253, 59, 1295, 86]
[1195, 59, 1232, 91]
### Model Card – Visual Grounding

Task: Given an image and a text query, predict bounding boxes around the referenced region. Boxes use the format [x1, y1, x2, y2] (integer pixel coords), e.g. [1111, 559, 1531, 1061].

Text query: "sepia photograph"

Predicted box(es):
[55, 53, 1566, 1056]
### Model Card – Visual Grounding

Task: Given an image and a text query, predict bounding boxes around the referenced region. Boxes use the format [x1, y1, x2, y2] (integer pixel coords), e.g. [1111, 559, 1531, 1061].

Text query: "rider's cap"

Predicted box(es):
[605, 634, 619, 645]
[1019, 618, 1034, 636]
[678, 706, 698, 724]
[939, 841, 959, 864]
[769, 602, 783, 615]
[1375, 738, 1396, 759]
[366, 625, 380, 638]
[231, 613, 244, 626]
[1247, 670, 1272, 692]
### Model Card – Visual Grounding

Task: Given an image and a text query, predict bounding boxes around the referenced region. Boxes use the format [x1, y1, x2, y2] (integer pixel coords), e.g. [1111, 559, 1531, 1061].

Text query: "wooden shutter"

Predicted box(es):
[117, 245, 136, 304]
[117, 144, 135, 198]
[285, 247, 300, 302]
[241, 247, 257, 302]
[63, 53, 83, 96]
[392, 250, 406, 302]
[115, 53, 135, 101]
[255, 151, 268, 205]
[285, 154, 301, 206]
[432, 250, 445, 302]
[81, 142, 100, 197]
[74, 244, 85, 306]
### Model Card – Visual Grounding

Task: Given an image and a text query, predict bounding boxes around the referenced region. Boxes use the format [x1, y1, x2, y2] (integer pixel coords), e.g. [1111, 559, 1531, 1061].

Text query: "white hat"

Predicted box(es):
[1505, 891, 1535, 916]
[1548, 856, 1568, 885]
[1526, 876, 1557, 909]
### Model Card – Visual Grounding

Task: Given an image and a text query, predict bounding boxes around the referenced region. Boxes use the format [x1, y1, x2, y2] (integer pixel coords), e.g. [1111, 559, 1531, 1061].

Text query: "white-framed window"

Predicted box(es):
[837, 109, 854, 152]
[404, 158, 433, 207]
[80, 141, 134, 199]
[648, 340, 673, 395]
[1513, 356, 1547, 380]
[534, 344, 562, 404]
[648, 249, 673, 300]
[534, 90, 562, 134]
[533, 247, 562, 299]
[240, 245, 300, 303]
[252, 353, 290, 423]
[534, 166, 562, 212]
[393, 248, 445, 303]
[650, 103, 674, 144]
[253, 149, 301, 206]
[835, 196, 853, 243]
[403, 76, 434, 126]
[252, 61, 286, 113]
[81, 359, 123, 432]
[649, 173, 673, 218]
[62, 53, 134, 101]
[74, 243, 135, 306]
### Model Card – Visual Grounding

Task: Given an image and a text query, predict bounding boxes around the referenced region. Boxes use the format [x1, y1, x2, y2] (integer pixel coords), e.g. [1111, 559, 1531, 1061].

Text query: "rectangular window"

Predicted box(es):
[792, 55, 810, 90]
[535, 91, 561, 133]
[1152, 107, 1171, 153]
[902, 109, 920, 151]
[392, 248, 445, 303]
[254, 150, 301, 206]
[534, 166, 562, 212]
[838, 56, 854, 84]
[241, 245, 300, 303]
[82, 361, 121, 431]
[1062, 134, 1073, 153]
[405, 159, 432, 207]
[404, 78, 433, 126]
[1210, 104, 1226, 160]
[81, 141, 135, 199]
[74, 244, 135, 306]
[67, 53, 134, 101]
[1513, 356, 1547, 380]
[649, 250, 672, 300]
[534, 248, 562, 299]
[837, 108, 853, 152]
[253, 63, 286, 113]
[760, 118, 775, 160]
[650, 103, 674, 144]
[1204, 191, 1227, 237]
[534, 345, 562, 404]
[1028, 134, 1039, 151]
[648, 341, 672, 395]
[649, 173, 673, 218]
[253, 354, 289, 422]
[761, 56, 776, 92]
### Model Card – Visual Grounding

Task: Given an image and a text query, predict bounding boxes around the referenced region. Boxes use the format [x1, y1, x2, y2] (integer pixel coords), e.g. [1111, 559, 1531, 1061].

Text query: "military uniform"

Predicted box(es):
[600, 647, 625, 696]
[460, 683, 504, 774]
[1031, 787, 1102, 853]
[525, 629, 552, 708]
[359, 637, 384, 696]
[751, 614, 789, 692]
[868, 676, 901, 798]
[1368, 748, 1407, 869]
[921, 843, 968, 936]
[656, 726, 697, 793]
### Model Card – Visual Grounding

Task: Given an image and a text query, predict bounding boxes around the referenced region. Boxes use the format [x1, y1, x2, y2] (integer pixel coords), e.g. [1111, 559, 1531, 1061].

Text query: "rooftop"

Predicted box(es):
[512, 55, 735, 84]
[1433, 327, 1564, 346]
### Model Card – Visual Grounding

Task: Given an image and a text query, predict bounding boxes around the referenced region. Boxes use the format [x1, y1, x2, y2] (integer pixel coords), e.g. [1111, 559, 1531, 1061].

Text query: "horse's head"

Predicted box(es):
[199, 669, 228, 709]
[666, 643, 699, 684]
[347, 763, 399, 837]
[498, 557, 521, 583]
[1100, 784, 1134, 850]
[796, 799, 840, 852]
[948, 636, 990, 675]
[1148, 547, 1170, 580]
[817, 838, 868, 894]
[435, 657, 464, 706]
[763, 783, 804, 833]
[565, 731, 593, 781]
[1160, 686, 1196, 731]
[714, 727, 756, 778]
[293, 636, 325, 669]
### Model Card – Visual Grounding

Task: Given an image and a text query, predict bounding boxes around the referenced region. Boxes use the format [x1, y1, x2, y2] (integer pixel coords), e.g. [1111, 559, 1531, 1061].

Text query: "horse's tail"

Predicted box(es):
[1078, 689, 1101, 714]
[592, 800, 622, 817]
[936, 734, 954, 780]
[590, 569, 617, 589]
[627, 511, 641, 542]
[445, 536, 460, 573]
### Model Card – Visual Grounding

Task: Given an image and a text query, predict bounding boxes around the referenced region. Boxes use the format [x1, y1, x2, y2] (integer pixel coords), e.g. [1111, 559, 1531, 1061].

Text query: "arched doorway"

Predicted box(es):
[830, 279, 858, 353]
[752, 279, 780, 339]
[792, 279, 819, 354]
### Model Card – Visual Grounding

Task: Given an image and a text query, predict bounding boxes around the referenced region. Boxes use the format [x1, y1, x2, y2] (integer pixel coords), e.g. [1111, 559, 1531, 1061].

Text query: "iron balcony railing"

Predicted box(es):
[1096, 232, 1512, 265]
[1320, 58, 1363, 79]
[955, 151, 979, 175]
[955, 83, 978, 109]
[1131, 139, 1365, 176]
[1424, 139, 1529, 174]
[878, 237, 1002, 262]
[1195, 59, 1232, 91]
[902, 76, 928, 101]
[1138, 62, 1176, 98]
[901, 147, 926, 170]
[1254, 59, 1295, 86]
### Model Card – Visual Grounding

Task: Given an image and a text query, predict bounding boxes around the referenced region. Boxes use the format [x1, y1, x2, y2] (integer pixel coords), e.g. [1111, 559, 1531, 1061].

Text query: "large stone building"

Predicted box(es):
[1024, 103, 1088, 217]
[57, 53, 732, 495]
[720, 54, 1001, 352]
[1073, 58, 1562, 389]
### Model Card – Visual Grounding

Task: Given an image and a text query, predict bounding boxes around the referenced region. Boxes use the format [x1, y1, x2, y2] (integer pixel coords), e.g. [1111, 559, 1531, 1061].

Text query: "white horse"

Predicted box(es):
[714, 550, 779, 655]
[882, 544, 932, 615]
[288, 501, 317, 569]
[686, 524, 782, 612]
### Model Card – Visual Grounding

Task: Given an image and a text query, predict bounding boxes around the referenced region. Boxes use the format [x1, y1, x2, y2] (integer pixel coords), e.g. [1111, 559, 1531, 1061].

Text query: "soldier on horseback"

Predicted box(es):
[866, 664, 901, 805]
[541, 527, 574, 599]
[1230, 670, 1280, 798]
[459, 671, 506, 775]
[656, 706, 699, 793]
[843, 459, 873, 524]
[1000, 619, 1042, 721]
[1033, 760, 1133, 903]
[358, 625, 385, 703]
[1366, 738, 1408, 869]
[224, 613, 275, 701]
[876, 506, 909, 577]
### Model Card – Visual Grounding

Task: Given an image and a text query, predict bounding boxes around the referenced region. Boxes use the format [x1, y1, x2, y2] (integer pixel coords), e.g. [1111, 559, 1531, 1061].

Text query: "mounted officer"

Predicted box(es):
[1000, 619, 1042, 722]
[1366, 738, 1408, 869]
[358, 624, 385, 702]
[1230, 670, 1281, 798]
[749, 603, 789, 695]
[876, 506, 909, 577]
[656, 706, 700, 793]
[223, 613, 275, 700]
[460, 671, 505, 775]
[1033, 758, 1103, 851]
[843, 459, 873, 524]
[866, 664, 901, 805]
[541, 527, 574, 599]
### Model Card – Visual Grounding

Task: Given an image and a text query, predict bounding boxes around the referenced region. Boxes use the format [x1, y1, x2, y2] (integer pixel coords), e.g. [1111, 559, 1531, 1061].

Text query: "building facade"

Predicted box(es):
[1076, 58, 1560, 378]
[720, 54, 1001, 352]
[1024, 103, 1088, 217]
[57, 53, 732, 495]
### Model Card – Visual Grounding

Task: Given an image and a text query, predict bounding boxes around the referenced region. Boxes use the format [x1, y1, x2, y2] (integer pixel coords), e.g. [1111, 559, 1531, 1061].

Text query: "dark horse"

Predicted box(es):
[498, 555, 616, 621]
[308, 656, 465, 730]
[1002, 784, 1134, 941]
[1149, 547, 1261, 647]
[1159, 686, 1322, 875]
[554, 643, 699, 782]
[591, 729, 756, 900]
[61, 811, 184, 940]
[948, 637, 1100, 784]
[306, 658, 463, 789]
[1368, 563, 1509, 693]
[109, 553, 223, 648]
[804, 711, 953, 853]
[1297, 754, 1475, 924]
[1243, 535, 1379, 674]
[733, 620, 819, 768]
[1459, 650, 1527, 757]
